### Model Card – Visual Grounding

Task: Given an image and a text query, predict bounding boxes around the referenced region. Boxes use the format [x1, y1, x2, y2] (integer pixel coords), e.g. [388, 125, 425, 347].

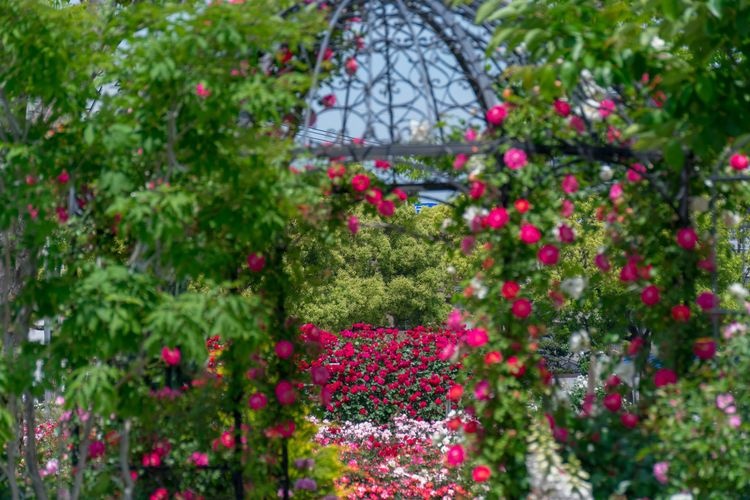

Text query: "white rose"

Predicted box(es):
[470, 277, 488, 300]
[569, 330, 590, 353]
[561, 277, 586, 300]
[723, 211, 742, 227]
[409, 120, 431, 143]
[729, 283, 749, 299]
[467, 155, 485, 176]
[651, 36, 666, 51]
[689, 196, 710, 213]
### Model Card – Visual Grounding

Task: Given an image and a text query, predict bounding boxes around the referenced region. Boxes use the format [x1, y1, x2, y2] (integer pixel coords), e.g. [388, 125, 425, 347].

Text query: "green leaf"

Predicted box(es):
[664, 140, 685, 168]
[695, 75, 716, 103]
[707, 0, 723, 18]
[65, 365, 120, 413]
[84, 123, 95, 145]
[489, 27, 515, 51]
[571, 35, 584, 61]
[523, 28, 545, 53]
[539, 65, 558, 98]
[661, 0, 680, 20]
[0, 408, 12, 446]
[99, 171, 134, 198]
[476, 0, 505, 23]
[6, 145, 29, 161]
[560, 61, 578, 90]
[485, 2, 525, 22]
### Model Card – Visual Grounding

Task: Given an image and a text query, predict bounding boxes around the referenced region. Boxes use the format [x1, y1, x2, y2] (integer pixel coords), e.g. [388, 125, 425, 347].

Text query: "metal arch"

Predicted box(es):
[417, 0, 498, 112]
[295, 0, 506, 153]
[382, 5, 396, 144]
[393, 0, 443, 141]
[363, 3, 376, 141]
[300, 0, 356, 147]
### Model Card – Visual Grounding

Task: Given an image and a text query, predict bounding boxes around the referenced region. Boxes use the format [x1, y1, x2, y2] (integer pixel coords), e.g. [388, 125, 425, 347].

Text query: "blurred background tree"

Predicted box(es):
[291, 204, 474, 331]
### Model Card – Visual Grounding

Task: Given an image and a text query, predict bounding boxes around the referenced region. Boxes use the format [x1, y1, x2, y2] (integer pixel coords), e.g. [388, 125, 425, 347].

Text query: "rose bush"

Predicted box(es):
[421, 0, 750, 496]
[300, 324, 462, 423]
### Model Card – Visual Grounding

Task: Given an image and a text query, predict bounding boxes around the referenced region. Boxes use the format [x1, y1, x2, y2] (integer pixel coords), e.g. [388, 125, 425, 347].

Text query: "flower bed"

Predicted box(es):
[298, 324, 471, 497]
[300, 324, 463, 423]
[312, 415, 470, 499]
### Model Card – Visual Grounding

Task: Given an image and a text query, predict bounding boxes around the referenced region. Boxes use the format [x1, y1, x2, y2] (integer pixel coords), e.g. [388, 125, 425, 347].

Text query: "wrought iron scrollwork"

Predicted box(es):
[297, 0, 512, 152]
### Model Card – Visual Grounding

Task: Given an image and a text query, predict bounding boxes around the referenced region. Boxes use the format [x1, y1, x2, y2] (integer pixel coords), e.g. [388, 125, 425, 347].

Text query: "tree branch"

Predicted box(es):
[70, 415, 95, 500]
[5, 395, 20, 500]
[165, 104, 186, 182]
[56, 418, 67, 499]
[23, 395, 49, 500]
[2, 227, 14, 354]
[119, 420, 134, 500]
[0, 88, 22, 141]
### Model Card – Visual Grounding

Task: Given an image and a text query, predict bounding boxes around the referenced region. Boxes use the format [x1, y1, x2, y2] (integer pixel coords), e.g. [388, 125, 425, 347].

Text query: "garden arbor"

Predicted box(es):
[1, 1, 750, 499]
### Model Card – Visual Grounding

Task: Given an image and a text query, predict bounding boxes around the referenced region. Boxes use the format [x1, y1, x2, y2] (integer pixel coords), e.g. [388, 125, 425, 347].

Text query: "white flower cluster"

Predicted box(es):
[469, 277, 488, 300]
[312, 414, 459, 447]
[729, 283, 749, 300]
[526, 421, 593, 500]
[466, 155, 486, 177]
[409, 120, 431, 143]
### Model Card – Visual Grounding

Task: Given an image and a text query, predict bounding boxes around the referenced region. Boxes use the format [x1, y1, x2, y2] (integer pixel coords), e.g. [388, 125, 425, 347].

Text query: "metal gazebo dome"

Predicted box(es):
[296, 0, 509, 160]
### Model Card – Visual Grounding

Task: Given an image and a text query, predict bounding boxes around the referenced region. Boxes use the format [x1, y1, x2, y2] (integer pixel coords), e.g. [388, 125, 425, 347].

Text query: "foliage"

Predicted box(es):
[2, 0, 750, 498]
[292, 205, 469, 332]
[647, 322, 750, 498]
[418, 0, 750, 497]
[0, 0, 349, 498]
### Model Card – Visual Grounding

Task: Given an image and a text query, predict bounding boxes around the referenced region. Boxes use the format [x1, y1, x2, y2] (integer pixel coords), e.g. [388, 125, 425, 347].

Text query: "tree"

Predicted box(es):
[292, 204, 472, 331]
[0, 1, 345, 499]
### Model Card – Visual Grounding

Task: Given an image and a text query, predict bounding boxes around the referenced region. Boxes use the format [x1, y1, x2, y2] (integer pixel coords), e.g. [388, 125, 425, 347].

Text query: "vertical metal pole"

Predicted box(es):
[709, 164, 720, 339]
[300, 0, 357, 146]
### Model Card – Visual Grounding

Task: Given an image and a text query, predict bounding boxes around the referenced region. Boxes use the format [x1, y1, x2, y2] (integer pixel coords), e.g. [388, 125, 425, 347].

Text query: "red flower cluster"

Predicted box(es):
[300, 324, 461, 422]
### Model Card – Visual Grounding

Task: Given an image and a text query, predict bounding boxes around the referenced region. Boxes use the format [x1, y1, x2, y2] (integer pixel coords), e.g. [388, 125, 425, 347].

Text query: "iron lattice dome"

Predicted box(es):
[296, 0, 510, 161]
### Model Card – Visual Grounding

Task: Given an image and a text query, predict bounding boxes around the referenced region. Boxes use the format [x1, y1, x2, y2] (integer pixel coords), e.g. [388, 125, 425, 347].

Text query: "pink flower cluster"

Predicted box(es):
[312, 414, 470, 499]
[716, 393, 742, 428]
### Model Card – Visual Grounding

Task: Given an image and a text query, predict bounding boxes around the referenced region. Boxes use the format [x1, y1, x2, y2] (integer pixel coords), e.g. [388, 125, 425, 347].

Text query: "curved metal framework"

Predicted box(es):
[297, 0, 509, 153]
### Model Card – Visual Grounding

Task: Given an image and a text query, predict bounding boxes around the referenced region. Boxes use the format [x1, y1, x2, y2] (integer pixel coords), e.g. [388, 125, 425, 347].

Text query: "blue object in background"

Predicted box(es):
[414, 202, 438, 214]
[647, 354, 663, 368]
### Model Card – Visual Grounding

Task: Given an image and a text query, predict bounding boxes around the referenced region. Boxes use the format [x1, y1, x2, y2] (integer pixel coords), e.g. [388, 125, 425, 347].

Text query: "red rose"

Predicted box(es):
[472, 465, 491, 482]
[693, 337, 716, 360]
[654, 368, 677, 387]
[621, 413, 639, 429]
[603, 393, 622, 412]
